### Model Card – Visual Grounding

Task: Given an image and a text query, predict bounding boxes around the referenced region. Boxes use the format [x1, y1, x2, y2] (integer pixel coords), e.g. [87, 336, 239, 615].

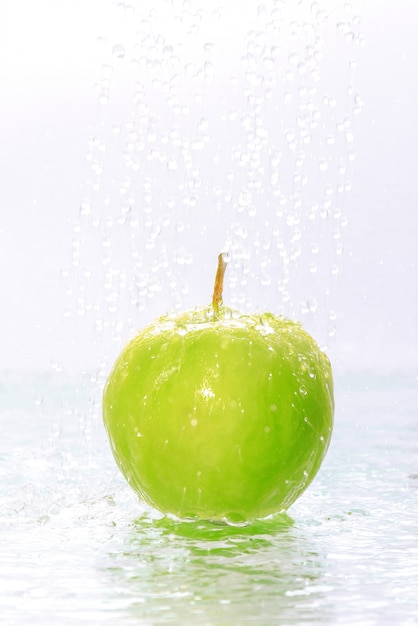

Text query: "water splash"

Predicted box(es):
[64, 0, 363, 384]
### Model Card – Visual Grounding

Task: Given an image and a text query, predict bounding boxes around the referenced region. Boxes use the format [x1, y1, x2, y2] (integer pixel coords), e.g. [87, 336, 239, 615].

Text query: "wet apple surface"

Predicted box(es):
[103, 255, 334, 522]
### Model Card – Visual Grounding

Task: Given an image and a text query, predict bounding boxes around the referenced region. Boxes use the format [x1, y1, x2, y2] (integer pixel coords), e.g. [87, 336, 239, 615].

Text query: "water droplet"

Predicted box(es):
[221, 251, 230, 265]
[285, 129, 296, 145]
[191, 139, 204, 151]
[288, 52, 298, 66]
[204, 61, 214, 79]
[79, 202, 91, 216]
[96, 35, 107, 48]
[101, 64, 113, 79]
[112, 44, 126, 59]
[198, 117, 209, 132]
[238, 189, 252, 210]
[49, 504, 60, 516]
[98, 89, 109, 105]
[305, 297, 317, 313]
[354, 92, 363, 107]
[263, 56, 275, 70]
[34, 394, 43, 406]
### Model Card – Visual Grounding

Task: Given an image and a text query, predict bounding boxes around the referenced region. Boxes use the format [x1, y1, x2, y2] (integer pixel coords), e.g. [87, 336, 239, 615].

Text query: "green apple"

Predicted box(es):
[103, 254, 334, 523]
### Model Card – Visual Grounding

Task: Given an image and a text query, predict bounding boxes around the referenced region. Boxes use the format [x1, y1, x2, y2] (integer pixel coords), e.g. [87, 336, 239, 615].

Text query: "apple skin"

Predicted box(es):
[103, 306, 334, 523]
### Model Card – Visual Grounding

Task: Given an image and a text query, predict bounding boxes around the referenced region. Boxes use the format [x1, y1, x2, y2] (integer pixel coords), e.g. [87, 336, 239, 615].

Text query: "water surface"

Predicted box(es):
[1, 372, 417, 625]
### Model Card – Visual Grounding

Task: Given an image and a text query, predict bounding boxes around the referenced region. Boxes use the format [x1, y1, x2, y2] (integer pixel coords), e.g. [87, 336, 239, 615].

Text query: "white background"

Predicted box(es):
[0, 0, 417, 375]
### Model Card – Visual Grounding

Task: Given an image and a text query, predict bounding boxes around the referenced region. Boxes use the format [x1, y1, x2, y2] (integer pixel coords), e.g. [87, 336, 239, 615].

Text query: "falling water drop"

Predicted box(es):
[204, 61, 214, 79]
[318, 158, 328, 172]
[112, 44, 126, 59]
[79, 202, 91, 216]
[98, 89, 109, 105]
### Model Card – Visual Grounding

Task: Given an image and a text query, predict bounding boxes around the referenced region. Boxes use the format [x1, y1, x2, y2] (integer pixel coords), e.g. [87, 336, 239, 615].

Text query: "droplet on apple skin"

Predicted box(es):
[103, 305, 334, 523]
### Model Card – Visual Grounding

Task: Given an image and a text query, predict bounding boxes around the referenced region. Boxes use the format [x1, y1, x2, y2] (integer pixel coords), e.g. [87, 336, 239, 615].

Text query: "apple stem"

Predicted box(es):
[212, 252, 229, 314]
